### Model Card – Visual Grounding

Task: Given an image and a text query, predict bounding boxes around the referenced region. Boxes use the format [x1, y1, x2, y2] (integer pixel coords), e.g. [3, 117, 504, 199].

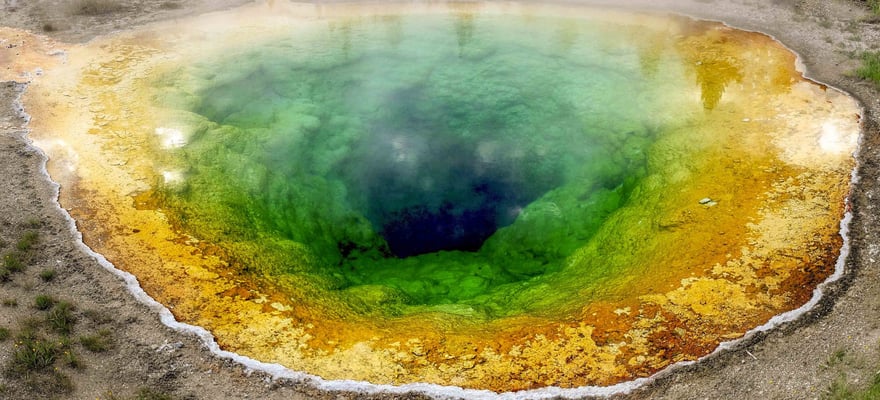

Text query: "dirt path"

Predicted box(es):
[1, 0, 879, 399]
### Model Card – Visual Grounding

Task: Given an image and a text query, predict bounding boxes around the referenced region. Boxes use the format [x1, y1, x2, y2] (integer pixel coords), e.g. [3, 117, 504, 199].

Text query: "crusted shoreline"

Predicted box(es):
[1, 1, 879, 399]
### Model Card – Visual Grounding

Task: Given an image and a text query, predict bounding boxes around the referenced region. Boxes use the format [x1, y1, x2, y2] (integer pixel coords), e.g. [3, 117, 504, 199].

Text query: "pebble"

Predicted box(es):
[156, 341, 184, 353]
[699, 197, 712, 204]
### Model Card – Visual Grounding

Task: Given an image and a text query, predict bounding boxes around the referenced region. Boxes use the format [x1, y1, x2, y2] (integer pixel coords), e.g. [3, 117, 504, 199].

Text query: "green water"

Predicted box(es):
[150, 13, 690, 316]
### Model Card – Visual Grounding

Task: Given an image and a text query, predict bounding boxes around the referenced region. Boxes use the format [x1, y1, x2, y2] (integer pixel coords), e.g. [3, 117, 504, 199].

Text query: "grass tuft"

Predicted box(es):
[2, 294, 83, 396]
[828, 348, 848, 367]
[70, 0, 125, 15]
[3, 253, 24, 273]
[158, 1, 182, 10]
[16, 231, 39, 252]
[863, 373, 880, 399]
[34, 294, 55, 311]
[47, 301, 76, 334]
[2, 298, 18, 307]
[8, 337, 58, 375]
[24, 218, 42, 229]
[63, 348, 82, 369]
[857, 51, 880, 86]
[39, 269, 57, 282]
[80, 329, 113, 352]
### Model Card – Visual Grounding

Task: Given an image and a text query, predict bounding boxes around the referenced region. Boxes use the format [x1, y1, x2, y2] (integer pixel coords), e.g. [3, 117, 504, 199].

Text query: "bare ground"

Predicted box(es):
[1, 0, 880, 399]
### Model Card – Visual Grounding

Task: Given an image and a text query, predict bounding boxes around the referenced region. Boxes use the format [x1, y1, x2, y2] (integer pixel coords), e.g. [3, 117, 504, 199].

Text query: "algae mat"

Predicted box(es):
[23, 1, 860, 392]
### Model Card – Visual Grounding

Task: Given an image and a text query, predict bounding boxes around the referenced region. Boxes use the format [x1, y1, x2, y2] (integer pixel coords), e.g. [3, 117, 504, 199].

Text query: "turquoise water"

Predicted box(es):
[150, 13, 687, 314]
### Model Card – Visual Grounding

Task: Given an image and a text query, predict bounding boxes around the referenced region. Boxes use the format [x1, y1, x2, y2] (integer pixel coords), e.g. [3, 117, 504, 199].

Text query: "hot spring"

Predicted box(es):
[24, 0, 860, 393]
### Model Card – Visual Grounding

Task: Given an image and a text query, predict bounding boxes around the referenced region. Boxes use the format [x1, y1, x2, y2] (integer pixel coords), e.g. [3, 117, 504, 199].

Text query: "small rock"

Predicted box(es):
[156, 341, 184, 353]
[699, 197, 712, 204]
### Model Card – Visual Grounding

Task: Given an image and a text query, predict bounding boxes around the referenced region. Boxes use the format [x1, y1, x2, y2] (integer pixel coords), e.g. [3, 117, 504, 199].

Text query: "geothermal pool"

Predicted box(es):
[25, 1, 859, 394]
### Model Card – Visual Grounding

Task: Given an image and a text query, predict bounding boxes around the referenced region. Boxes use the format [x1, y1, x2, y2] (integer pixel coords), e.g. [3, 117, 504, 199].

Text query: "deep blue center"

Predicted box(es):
[338, 87, 562, 257]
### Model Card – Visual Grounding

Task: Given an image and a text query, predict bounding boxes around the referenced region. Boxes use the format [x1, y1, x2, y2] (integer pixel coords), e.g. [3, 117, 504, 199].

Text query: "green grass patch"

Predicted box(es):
[2, 298, 17, 307]
[869, 0, 880, 14]
[828, 348, 848, 367]
[39, 269, 57, 282]
[824, 377, 854, 399]
[34, 294, 55, 310]
[70, 0, 125, 15]
[7, 337, 59, 375]
[158, 1, 182, 10]
[2, 296, 82, 396]
[16, 231, 38, 252]
[823, 373, 880, 399]
[861, 374, 880, 399]
[0, 267, 10, 282]
[3, 253, 24, 273]
[63, 348, 82, 369]
[79, 329, 113, 352]
[856, 51, 880, 86]
[47, 301, 76, 335]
